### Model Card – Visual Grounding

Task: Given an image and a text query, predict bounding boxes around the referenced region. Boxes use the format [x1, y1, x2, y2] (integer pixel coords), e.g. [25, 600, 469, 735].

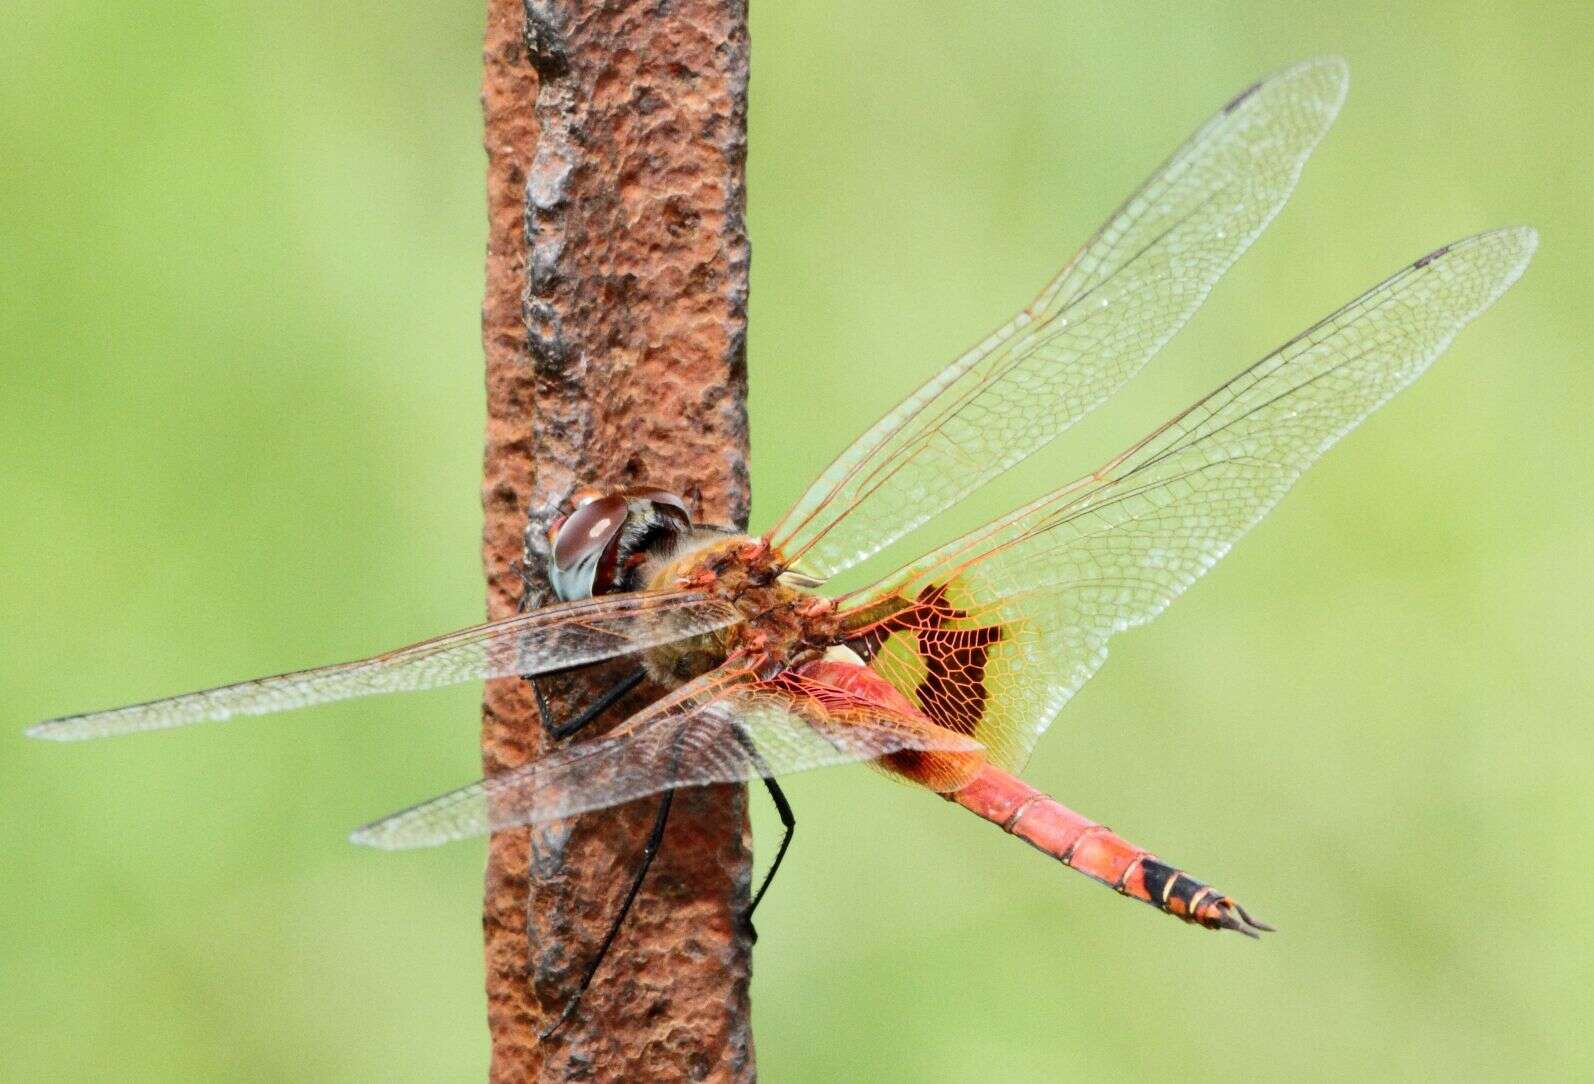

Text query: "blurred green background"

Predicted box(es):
[3, 2, 1588, 1079]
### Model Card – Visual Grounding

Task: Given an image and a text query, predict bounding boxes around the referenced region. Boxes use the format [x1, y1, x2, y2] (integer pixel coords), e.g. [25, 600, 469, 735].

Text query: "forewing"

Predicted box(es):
[350, 662, 981, 849]
[28, 590, 740, 741]
[841, 228, 1536, 772]
[768, 58, 1348, 583]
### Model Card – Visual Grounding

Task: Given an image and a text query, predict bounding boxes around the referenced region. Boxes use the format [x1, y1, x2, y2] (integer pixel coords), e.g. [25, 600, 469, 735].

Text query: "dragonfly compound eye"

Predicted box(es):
[549, 494, 629, 601]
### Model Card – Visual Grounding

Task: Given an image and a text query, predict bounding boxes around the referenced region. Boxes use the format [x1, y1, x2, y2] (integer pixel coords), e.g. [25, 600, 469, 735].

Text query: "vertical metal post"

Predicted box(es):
[479, 0, 754, 1078]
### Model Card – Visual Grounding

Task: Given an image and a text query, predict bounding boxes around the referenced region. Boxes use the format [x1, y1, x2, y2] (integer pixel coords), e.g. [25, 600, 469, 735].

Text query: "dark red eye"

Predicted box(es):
[549, 494, 628, 600]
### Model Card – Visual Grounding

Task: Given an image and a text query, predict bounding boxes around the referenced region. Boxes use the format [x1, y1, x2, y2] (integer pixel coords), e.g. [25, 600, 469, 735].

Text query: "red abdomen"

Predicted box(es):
[792, 657, 1268, 936]
[949, 764, 1271, 937]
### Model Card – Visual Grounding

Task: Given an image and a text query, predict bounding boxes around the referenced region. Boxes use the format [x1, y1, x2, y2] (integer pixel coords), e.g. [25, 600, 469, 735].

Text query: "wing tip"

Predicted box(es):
[1418, 226, 1539, 302]
[1304, 54, 1350, 81]
[1287, 54, 1349, 85]
[347, 822, 415, 851]
[26, 720, 88, 742]
[1250, 55, 1349, 118]
[1488, 225, 1540, 301]
[349, 812, 468, 851]
[1497, 224, 1541, 266]
[1444, 224, 1539, 258]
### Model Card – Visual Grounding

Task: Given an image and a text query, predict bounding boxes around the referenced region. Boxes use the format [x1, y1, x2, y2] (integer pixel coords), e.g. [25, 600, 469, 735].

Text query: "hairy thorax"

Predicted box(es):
[639, 532, 843, 687]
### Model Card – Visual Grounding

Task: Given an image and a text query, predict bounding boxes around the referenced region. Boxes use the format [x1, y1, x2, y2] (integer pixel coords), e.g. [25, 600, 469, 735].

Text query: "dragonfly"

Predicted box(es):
[31, 57, 1534, 1029]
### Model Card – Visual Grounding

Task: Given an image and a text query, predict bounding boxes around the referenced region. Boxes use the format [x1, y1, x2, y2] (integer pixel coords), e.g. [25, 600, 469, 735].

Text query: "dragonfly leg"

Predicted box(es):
[530, 666, 647, 741]
[521, 666, 653, 991]
[540, 787, 675, 1041]
[742, 776, 795, 944]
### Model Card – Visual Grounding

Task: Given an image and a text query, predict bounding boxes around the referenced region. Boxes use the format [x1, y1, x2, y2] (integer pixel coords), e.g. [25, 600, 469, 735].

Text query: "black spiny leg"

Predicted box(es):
[540, 788, 675, 1041]
[530, 666, 648, 741]
[734, 717, 796, 942]
[522, 667, 650, 990]
[742, 775, 795, 944]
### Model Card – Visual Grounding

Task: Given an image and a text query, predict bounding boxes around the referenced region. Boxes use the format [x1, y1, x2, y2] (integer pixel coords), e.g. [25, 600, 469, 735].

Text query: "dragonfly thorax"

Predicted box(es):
[639, 534, 843, 687]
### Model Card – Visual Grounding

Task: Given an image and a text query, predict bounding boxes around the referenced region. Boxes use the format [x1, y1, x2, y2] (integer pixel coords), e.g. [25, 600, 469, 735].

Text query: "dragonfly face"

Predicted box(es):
[547, 486, 693, 601]
[545, 487, 823, 686]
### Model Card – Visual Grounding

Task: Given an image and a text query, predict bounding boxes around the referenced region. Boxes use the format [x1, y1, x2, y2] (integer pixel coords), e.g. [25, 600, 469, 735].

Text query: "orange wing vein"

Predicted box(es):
[839, 228, 1536, 772]
[349, 660, 981, 849]
[766, 58, 1347, 584]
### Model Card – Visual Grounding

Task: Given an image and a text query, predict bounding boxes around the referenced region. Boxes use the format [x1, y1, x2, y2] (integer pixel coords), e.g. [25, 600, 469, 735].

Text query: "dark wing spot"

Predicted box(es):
[1223, 80, 1262, 115]
[847, 583, 1004, 736]
[1414, 244, 1451, 270]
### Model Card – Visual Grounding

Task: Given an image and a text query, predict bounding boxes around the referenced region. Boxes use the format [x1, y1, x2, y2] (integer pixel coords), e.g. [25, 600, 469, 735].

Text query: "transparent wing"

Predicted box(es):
[768, 57, 1348, 583]
[350, 661, 981, 849]
[840, 228, 1536, 772]
[27, 590, 741, 741]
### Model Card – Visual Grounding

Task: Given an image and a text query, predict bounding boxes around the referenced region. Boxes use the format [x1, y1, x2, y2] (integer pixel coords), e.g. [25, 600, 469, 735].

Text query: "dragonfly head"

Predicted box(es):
[546, 486, 693, 601]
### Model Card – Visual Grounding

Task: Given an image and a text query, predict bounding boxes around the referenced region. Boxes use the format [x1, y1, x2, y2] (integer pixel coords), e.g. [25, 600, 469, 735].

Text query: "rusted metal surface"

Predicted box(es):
[479, 0, 754, 1078]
